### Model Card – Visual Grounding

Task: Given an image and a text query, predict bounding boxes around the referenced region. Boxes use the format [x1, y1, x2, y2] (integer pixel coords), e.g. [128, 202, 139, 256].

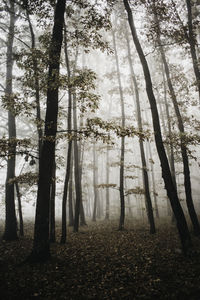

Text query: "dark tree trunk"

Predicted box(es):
[123, 0, 192, 254]
[68, 150, 74, 226]
[50, 160, 56, 243]
[185, 0, 200, 102]
[60, 24, 73, 244]
[27, 0, 66, 262]
[126, 33, 156, 233]
[112, 29, 125, 231]
[15, 182, 24, 236]
[3, 0, 18, 241]
[155, 14, 200, 236]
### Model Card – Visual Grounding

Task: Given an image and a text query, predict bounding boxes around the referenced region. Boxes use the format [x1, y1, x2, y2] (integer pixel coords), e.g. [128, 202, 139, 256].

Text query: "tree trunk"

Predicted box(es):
[147, 141, 159, 219]
[105, 142, 110, 220]
[126, 33, 156, 233]
[3, 0, 18, 241]
[60, 24, 73, 244]
[92, 142, 98, 222]
[68, 150, 74, 226]
[27, 0, 66, 262]
[185, 0, 200, 103]
[112, 29, 125, 231]
[161, 65, 177, 191]
[50, 160, 56, 243]
[78, 119, 87, 226]
[15, 182, 24, 236]
[73, 93, 82, 232]
[27, 12, 43, 158]
[123, 0, 192, 254]
[155, 13, 200, 236]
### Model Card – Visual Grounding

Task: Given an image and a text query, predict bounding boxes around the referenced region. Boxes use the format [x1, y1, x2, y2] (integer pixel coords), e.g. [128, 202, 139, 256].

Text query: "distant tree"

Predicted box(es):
[112, 29, 125, 230]
[105, 141, 110, 220]
[3, 0, 18, 241]
[126, 31, 156, 233]
[60, 23, 73, 244]
[92, 142, 98, 222]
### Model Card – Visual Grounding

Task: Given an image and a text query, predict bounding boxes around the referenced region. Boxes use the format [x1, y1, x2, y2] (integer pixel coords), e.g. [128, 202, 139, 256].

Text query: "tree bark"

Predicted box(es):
[28, 0, 66, 262]
[123, 0, 192, 254]
[3, 0, 18, 241]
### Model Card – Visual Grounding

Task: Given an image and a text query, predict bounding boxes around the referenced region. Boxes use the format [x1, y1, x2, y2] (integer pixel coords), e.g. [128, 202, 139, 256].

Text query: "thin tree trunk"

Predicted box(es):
[161, 65, 177, 190]
[124, 0, 192, 254]
[105, 142, 110, 220]
[155, 12, 200, 236]
[60, 23, 73, 244]
[27, 0, 66, 262]
[147, 140, 159, 219]
[78, 119, 87, 226]
[73, 93, 82, 232]
[27, 12, 43, 158]
[112, 29, 125, 231]
[92, 142, 98, 222]
[68, 150, 74, 226]
[50, 160, 56, 243]
[3, 0, 18, 241]
[126, 33, 156, 233]
[15, 182, 24, 236]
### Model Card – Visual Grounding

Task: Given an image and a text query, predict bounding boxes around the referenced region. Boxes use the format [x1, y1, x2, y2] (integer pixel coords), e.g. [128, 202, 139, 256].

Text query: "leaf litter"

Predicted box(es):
[0, 220, 200, 299]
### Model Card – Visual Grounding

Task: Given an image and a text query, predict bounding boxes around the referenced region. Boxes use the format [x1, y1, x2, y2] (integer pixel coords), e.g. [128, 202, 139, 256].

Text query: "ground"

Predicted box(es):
[0, 219, 200, 299]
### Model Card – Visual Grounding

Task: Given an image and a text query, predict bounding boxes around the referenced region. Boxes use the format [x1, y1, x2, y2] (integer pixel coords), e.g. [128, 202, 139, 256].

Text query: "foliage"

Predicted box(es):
[7, 172, 38, 186]
[0, 137, 32, 158]
[96, 183, 117, 189]
[126, 186, 145, 195]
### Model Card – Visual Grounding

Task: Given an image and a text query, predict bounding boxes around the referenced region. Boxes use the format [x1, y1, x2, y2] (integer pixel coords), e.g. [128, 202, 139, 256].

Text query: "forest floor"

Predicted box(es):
[0, 219, 200, 299]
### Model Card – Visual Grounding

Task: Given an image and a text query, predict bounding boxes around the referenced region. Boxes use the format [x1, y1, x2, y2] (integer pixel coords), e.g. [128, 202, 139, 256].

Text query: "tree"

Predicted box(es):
[27, 0, 66, 262]
[60, 23, 73, 244]
[184, 0, 200, 102]
[153, 6, 200, 236]
[92, 142, 98, 222]
[112, 29, 125, 230]
[105, 141, 110, 220]
[123, 0, 192, 254]
[126, 31, 156, 233]
[3, 0, 18, 241]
